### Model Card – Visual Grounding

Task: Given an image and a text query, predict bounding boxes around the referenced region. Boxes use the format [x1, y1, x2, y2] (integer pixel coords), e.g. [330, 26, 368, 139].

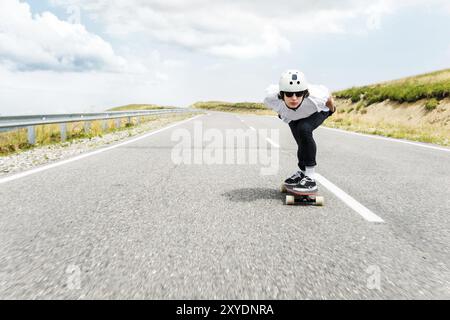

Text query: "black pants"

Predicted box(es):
[288, 111, 331, 171]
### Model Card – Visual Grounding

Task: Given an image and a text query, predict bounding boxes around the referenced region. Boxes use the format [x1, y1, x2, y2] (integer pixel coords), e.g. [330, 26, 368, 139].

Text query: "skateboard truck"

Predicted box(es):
[281, 183, 324, 206]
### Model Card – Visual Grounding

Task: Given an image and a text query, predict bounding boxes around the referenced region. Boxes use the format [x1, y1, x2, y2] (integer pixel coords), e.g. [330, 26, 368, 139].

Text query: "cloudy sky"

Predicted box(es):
[0, 0, 449, 115]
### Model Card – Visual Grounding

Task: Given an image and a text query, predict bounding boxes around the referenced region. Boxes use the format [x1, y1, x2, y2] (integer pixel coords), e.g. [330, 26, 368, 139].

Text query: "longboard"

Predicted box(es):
[280, 183, 324, 206]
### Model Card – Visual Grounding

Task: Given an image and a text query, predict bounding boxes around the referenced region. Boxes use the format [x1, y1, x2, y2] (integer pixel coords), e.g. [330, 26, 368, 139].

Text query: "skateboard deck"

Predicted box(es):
[280, 183, 324, 206]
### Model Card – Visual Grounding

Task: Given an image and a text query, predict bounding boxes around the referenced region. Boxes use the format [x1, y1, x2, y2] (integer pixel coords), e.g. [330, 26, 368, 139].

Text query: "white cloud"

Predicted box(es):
[155, 72, 169, 81]
[52, 0, 404, 59]
[50, 0, 449, 60]
[162, 59, 187, 68]
[364, 1, 394, 30]
[0, 63, 177, 115]
[0, 0, 127, 72]
[207, 26, 291, 59]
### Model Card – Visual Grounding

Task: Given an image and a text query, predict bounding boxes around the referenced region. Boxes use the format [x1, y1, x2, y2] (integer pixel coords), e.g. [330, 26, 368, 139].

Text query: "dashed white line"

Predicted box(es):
[315, 173, 385, 223]
[238, 117, 279, 148]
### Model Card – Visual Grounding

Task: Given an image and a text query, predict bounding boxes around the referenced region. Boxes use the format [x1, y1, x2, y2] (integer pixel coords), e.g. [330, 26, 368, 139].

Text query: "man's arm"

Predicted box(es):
[264, 85, 282, 113]
[326, 96, 336, 113]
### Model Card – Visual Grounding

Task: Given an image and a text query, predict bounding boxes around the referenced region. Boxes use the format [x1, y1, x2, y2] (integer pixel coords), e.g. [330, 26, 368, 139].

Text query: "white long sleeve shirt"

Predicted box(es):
[263, 84, 331, 123]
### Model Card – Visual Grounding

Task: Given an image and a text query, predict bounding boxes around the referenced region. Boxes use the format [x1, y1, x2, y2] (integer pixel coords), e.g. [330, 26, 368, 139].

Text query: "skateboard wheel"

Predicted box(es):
[315, 196, 324, 206]
[280, 184, 287, 193]
[286, 195, 295, 205]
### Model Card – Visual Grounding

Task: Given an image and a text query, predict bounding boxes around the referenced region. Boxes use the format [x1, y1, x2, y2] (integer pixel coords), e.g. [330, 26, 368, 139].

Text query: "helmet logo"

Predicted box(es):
[280, 70, 307, 91]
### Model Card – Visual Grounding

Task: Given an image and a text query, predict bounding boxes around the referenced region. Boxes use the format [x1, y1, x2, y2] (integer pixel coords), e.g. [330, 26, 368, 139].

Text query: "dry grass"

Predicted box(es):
[329, 69, 450, 146]
[0, 114, 194, 156]
[325, 98, 450, 146]
[379, 69, 450, 85]
[192, 101, 277, 115]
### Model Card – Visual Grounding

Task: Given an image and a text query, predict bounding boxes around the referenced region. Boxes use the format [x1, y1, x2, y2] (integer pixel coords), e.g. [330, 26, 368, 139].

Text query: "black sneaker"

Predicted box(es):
[284, 170, 305, 186]
[293, 176, 318, 192]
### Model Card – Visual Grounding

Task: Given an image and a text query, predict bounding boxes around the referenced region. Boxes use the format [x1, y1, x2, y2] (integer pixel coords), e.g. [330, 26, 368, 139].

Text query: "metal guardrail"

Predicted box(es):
[0, 108, 200, 144]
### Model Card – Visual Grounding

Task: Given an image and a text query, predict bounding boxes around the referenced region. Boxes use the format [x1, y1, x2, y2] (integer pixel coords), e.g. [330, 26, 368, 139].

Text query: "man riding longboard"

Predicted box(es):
[263, 69, 335, 206]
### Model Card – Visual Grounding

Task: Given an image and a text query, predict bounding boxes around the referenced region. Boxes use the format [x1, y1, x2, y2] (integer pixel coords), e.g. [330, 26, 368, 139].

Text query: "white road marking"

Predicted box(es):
[320, 126, 450, 153]
[315, 173, 385, 223]
[0, 114, 205, 185]
[238, 117, 279, 148]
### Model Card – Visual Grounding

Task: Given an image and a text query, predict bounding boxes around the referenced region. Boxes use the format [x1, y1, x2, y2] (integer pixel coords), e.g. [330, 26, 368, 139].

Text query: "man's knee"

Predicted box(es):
[297, 124, 313, 136]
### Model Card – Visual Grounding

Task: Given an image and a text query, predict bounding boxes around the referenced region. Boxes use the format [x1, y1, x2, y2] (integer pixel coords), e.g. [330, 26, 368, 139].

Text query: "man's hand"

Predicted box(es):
[326, 96, 336, 113]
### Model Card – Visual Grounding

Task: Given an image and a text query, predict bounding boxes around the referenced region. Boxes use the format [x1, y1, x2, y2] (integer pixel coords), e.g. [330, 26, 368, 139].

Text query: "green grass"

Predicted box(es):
[192, 101, 268, 111]
[191, 101, 275, 115]
[334, 69, 450, 105]
[425, 98, 439, 111]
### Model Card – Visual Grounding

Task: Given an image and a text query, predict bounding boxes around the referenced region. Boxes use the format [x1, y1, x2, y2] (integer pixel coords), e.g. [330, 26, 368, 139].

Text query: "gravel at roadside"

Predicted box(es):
[0, 112, 201, 177]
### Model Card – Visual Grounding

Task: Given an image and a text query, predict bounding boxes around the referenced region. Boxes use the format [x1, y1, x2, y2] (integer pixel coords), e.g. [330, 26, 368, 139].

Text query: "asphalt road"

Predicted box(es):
[0, 111, 449, 299]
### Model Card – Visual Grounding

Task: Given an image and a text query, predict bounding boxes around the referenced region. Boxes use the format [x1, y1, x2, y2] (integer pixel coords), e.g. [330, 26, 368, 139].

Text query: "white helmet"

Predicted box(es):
[279, 69, 308, 92]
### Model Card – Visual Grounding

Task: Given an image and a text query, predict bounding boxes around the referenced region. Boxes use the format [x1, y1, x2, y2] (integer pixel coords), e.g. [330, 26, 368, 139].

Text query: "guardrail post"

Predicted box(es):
[84, 121, 91, 134]
[27, 126, 36, 145]
[60, 123, 67, 142]
[0, 110, 191, 141]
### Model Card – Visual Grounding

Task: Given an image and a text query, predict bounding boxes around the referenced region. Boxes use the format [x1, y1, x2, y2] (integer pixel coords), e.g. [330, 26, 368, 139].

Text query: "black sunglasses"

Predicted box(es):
[283, 91, 304, 98]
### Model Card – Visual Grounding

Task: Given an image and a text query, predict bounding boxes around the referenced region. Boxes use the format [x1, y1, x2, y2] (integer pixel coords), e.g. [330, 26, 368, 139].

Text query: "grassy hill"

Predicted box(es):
[192, 101, 276, 115]
[328, 69, 450, 146]
[334, 69, 450, 107]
